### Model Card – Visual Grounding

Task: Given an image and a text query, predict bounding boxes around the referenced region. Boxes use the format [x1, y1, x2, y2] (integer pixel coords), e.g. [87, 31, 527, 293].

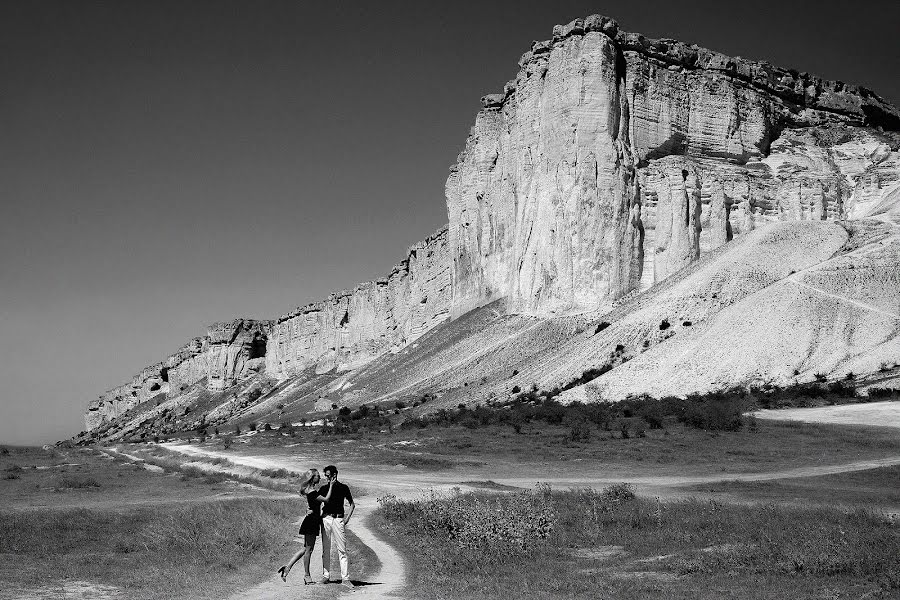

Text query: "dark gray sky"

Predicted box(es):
[2, 1, 898, 445]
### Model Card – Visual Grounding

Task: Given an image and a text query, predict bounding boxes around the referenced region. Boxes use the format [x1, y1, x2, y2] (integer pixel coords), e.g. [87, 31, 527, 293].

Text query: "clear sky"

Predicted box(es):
[2, 0, 898, 445]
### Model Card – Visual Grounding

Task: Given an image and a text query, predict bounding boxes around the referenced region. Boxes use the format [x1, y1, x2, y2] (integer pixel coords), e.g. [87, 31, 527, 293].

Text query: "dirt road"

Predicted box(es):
[754, 400, 900, 429]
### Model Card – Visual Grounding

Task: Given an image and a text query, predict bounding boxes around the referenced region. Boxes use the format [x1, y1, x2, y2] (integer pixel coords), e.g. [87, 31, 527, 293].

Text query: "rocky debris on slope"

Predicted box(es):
[565, 220, 900, 401]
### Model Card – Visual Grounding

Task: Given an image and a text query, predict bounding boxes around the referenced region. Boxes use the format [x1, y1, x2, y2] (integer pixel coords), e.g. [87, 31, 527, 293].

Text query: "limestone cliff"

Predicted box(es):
[83, 14, 900, 435]
[85, 319, 270, 430]
[265, 227, 451, 379]
[448, 15, 899, 315]
[85, 228, 451, 431]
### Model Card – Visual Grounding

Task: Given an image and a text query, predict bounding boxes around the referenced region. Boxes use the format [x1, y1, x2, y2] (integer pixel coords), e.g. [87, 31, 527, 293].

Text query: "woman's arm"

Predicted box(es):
[314, 481, 334, 503]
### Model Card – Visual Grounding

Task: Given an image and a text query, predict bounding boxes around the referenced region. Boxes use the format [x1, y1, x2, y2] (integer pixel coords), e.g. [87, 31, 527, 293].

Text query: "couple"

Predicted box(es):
[277, 464, 356, 589]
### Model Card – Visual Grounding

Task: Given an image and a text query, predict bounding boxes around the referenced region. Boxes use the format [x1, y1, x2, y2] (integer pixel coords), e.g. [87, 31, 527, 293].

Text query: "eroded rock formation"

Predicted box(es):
[84, 14, 900, 434]
[448, 15, 899, 314]
[265, 227, 451, 379]
[86, 319, 270, 429]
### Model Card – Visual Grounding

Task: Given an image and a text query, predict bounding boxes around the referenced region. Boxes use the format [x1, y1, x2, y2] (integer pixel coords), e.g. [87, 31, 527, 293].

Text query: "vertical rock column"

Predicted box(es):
[652, 164, 701, 281]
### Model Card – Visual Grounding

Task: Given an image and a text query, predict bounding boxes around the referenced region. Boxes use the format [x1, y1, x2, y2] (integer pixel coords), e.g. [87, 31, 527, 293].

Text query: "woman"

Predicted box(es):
[277, 468, 333, 584]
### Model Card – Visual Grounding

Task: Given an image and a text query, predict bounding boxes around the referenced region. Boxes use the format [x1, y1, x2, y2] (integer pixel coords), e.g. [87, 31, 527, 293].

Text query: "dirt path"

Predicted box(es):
[161, 439, 900, 599]
[162, 444, 420, 600]
[754, 401, 900, 428]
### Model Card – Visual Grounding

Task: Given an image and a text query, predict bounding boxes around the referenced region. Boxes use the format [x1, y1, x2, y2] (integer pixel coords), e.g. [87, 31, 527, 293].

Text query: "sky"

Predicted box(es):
[2, 0, 898, 445]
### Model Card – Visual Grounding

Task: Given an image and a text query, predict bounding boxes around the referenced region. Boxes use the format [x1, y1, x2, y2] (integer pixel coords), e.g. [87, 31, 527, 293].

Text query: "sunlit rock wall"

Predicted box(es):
[446, 15, 900, 311]
[85, 319, 270, 430]
[265, 227, 451, 379]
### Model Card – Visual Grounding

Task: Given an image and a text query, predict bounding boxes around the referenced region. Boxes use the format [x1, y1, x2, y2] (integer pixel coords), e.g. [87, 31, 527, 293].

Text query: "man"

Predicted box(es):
[320, 464, 355, 589]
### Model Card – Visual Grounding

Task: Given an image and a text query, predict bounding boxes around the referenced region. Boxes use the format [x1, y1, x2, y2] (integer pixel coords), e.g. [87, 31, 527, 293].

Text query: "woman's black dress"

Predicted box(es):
[298, 490, 322, 536]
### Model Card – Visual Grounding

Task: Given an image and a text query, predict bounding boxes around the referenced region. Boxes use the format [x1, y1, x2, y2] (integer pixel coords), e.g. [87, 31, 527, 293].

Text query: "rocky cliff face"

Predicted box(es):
[85, 319, 270, 430]
[84, 14, 900, 434]
[265, 227, 452, 379]
[86, 229, 451, 431]
[447, 15, 899, 315]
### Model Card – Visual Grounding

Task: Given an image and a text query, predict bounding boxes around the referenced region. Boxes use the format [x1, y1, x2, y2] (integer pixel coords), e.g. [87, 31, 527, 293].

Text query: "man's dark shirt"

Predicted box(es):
[322, 480, 353, 516]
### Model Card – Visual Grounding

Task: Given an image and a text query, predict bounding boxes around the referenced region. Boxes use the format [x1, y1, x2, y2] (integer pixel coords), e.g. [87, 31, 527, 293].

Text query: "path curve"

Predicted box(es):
[162, 443, 410, 599]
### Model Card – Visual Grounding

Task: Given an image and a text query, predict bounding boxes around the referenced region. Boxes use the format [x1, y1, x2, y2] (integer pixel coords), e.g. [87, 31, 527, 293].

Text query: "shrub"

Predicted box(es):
[659, 319, 671, 331]
[511, 385, 521, 394]
[594, 321, 610, 334]
[262, 423, 272, 431]
[377, 484, 556, 556]
[680, 392, 746, 431]
[247, 388, 263, 402]
[55, 476, 101, 489]
[260, 468, 291, 479]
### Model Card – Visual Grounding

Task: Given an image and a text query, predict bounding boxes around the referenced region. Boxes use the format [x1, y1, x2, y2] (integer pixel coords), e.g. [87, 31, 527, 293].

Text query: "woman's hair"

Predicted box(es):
[298, 468, 319, 494]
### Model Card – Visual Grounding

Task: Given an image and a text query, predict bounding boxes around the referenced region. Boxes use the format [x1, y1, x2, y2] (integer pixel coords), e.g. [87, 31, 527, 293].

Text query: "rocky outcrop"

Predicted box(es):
[447, 15, 900, 314]
[265, 227, 451, 378]
[85, 319, 270, 430]
[84, 14, 900, 434]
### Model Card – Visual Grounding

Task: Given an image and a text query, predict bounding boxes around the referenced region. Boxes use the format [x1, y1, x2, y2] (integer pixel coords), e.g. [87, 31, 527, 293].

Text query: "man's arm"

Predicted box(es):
[344, 486, 355, 525]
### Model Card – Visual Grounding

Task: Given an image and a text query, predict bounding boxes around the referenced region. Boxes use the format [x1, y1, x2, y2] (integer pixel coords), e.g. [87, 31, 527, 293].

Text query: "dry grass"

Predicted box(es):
[684, 465, 900, 510]
[376, 485, 900, 599]
[0, 495, 301, 600]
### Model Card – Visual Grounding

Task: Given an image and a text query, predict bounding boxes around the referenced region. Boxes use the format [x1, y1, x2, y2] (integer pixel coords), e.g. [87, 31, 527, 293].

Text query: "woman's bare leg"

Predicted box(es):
[280, 546, 306, 580]
[302, 535, 317, 577]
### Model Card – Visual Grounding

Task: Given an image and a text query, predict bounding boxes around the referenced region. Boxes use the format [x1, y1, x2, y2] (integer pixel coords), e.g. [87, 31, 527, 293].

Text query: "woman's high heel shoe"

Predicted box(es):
[303, 575, 314, 585]
[277, 566, 288, 582]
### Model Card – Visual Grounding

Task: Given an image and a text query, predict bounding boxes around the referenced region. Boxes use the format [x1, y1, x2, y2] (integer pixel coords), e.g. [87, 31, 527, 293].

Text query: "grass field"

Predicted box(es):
[215, 417, 900, 478]
[375, 485, 900, 600]
[0, 445, 371, 600]
[683, 465, 900, 511]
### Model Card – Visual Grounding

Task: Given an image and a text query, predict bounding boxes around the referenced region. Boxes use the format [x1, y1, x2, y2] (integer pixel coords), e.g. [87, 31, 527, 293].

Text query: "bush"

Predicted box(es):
[680, 392, 746, 431]
[377, 484, 556, 556]
[260, 468, 291, 479]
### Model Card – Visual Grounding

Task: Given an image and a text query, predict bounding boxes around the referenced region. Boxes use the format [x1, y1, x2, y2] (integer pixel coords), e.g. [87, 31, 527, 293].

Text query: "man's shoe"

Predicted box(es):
[341, 579, 356, 590]
[320, 576, 330, 584]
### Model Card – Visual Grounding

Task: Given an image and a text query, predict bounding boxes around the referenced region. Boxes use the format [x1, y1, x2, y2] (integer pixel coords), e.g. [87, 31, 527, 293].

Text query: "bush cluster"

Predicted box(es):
[377, 484, 556, 557]
[322, 403, 392, 434]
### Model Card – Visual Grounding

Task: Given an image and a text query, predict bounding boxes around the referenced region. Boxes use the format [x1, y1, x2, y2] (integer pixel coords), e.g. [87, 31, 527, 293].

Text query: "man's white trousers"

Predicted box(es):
[321, 515, 349, 581]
